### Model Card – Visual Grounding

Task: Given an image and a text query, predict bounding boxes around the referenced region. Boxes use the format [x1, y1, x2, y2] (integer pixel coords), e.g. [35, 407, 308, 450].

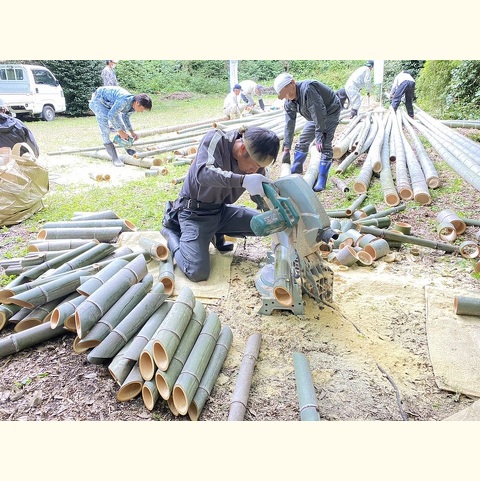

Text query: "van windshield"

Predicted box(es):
[32, 69, 57, 87]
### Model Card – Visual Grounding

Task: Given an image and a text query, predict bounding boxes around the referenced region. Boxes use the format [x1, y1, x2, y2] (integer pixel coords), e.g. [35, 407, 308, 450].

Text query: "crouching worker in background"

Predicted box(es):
[161, 126, 280, 282]
[88, 86, 152, 167]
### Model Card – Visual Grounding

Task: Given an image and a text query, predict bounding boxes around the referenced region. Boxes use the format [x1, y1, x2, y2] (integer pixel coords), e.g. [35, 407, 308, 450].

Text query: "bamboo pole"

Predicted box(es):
[228, 332, 262, 421]
[75, 254, 148, 339]
[0, 303, 23, 331]
[41, 219, 137, 233]
[454, 296, 480, 316]
[108, 337, 137, 386]
[391, 110, 413, 200]
[142, 378, 160, 410]
[86, 282, 168, 363]
[76, 274, 153, 350]
[50, 293, 87, 329]
[273, 243, 293, 307]
[158, 252, 175, 296]
[154, 300, 206, 399]
[151, 285, 196, 371]
[37, 226, 122, 243]
[76, 258, 129, 296]
[72, 210, 121, 220]
[116, 362, 143, 402]
[138, 237, 169, 261]
[14, 298, 64, 333]
[27, 238, 98, 252]
[293, 352, 320, 421]
[188, 325, 233, 421]
[172, 311, 222, 416]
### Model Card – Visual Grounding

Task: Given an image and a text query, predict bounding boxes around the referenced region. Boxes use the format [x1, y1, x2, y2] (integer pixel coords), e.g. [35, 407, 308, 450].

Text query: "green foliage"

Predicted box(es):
[238, 60, 284, 82]
[383, 60, 425, 88]
[446, 61, 480, 119]
[43, 60, 104, 117]
[416, 60, 461, 117]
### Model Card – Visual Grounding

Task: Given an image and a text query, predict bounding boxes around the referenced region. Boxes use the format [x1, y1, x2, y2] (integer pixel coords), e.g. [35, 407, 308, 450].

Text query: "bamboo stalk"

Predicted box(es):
[138, 237, 169, 261]
[158, 252, 175, 296]
[37, 226, 122, 242]
[172, 311, 222, 416]
[293, 352, 320, 421]
[14, 298, 64, 333]
[41, 219, 137, 233]
[151, 285, 196, 371]
[27, 239, 99, 252]
[228, 332, 262, 421]
[454, 296, 480, 316]
[154, 300, 206, 399]
[188, 325, 233, 421]
[142, 378, 160, 410]
[0, 304, 23, 331]
[116, 362, 143, 402]
[76, 258, 129, 296]
[72, 210, 121, 220]
[108, 337, 137, 386]
[86, 282, 167, 363]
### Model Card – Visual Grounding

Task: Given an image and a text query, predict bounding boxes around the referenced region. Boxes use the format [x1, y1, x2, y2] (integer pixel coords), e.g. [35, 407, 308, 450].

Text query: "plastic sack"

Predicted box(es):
[0, 142, 49, 226]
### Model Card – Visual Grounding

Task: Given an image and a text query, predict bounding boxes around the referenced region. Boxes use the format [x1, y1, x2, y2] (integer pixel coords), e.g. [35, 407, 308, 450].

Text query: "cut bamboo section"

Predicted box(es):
[138, 237, 169, 261]
[72, 210, 121, 220]
[454, 296, 480, 316]
[188, 325, 233, 421]
[0, 304, 23, 331]
[154, 300, 206, 399]
[158, 252, 175, 296]
[37, 227, 122, 242]
[228, 332, 262, 421]
[14, 298, 63, 333]
[293, 351, 320, 421]
[86, 282, 167, 363]
[436, 209, 466, 235]
[76, 275, 153, 350]
[116, 362, 143, 402]
[75, 255, 148, 339]
[142, 378, 160, 410]
[41, 219, 137, 233]
[28, 238, 99, 252]
[76, 258, 129, 296]
[50, 293, 87, 329]
[108, 338, 137, 386]
[151, 286, 196, 371]
[172, 312, 221, 415]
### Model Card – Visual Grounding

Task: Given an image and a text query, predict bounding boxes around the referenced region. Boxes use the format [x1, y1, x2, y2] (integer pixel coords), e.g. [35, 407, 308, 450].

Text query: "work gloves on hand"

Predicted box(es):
[242, 173, 272, 197]
[281, 147, 291, 163]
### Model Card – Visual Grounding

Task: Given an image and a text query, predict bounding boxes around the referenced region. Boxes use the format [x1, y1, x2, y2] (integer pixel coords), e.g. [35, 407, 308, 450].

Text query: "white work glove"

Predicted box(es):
[242, 173, 272, 197]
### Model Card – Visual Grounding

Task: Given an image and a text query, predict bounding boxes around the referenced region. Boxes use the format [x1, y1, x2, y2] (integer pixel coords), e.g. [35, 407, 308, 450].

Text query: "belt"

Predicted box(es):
[179, 198, 223, 211]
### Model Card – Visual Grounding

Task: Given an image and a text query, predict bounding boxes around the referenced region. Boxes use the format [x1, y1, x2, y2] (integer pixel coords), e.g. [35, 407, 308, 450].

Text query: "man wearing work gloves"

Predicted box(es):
[274, 72, 341, 192]
[344, 60, 374, 118]
[88, 86, 152, 166]
[161, 126, 280, 282]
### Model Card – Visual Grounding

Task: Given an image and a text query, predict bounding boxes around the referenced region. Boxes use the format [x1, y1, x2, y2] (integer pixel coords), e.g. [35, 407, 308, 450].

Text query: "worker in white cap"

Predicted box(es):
[273, 72, 341, 192]
[344, 60, 374, 118]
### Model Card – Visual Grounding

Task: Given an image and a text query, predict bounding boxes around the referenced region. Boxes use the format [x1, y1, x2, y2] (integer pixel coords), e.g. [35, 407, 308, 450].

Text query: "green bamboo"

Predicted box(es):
[50, 293, 87, 329]
[151, 285, 196, 371]
[379, 115, 400, 206]
[436, 209, 466, 235]
[142, 378, 160, 410]
[41, 219, 137, 233]
[154, 300, 207, 399]
[0, 320, 69, 359]
[172, 312, 222, 416]
[358, 225, 459, 253]
[355, 216, 391, 228]
[9, 268, 94, 309]
[72, 210, 121, 220]
[326, 209, 350, 218]
[227, 331, 262, 421]
[37, 226, 122, 242]
[158, 252, 175, 296]
[454, 296, 480, 317]
[361, 204, 407, 220]
[138, 237, 169, 261]
[76, 258, 129, 296]
[364, 238, 391, 260]
[461, 218, 480, 228]
[14, 298, 64, 333]
[9, 307, 33, 325]
[293, 351, 321, 421]
[116, 362, 143, 402]
[77, 275, 153, 350]
[75, 254, 148, 339]
[86, 282, 167, 363]
[188, 325, 233, 421]
[0, 303, 22, 331]
[28, 238, 99, 252]
[273, 243, 293, 307]
[20, 241, 99, 280]
[123, 300, 174, 366]
[345, 193, 367, 216]
[108, 337, 136, 386]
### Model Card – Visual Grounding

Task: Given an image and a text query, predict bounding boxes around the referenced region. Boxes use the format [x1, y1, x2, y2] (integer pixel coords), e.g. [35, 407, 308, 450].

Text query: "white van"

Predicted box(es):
[0, 63, 66, 121]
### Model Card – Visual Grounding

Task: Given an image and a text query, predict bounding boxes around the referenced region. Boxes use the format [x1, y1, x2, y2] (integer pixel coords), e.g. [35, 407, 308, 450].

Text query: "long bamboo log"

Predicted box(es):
[72, 210, 121, 220]
[37, 226, 122, 243]
[41, 219, 137, 233]
[151, 285, 196, 371]
[345, 193, 367, 216]
[27, 238, 98, 252]
[8, 307, 32, 325]
[188, 325, 233, 421]
[77, 150, 158, 168]
[378, 115, 400, 206]
[392, 110, 413, 200]
[0, 319, 70, 359]
[76, 274, 153, 350]
[227, 331, 262, 421]
[293, 351, 321, 421]
[172, 311, 222, 416]
[75, 254, 148, 339]
[454, 296, 480, 316]
[76, 258, 129, 296]
[86, 282, 167, 363]
[154, 300, 206, 399]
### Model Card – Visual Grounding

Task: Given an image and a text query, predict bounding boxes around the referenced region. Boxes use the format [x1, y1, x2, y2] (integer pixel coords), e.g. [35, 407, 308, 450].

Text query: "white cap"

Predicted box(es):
[274, 73, 294, 94]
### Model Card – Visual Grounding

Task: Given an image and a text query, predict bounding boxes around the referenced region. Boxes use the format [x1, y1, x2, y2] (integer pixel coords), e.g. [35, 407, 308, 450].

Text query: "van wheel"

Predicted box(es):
[41, 105, 55, 121]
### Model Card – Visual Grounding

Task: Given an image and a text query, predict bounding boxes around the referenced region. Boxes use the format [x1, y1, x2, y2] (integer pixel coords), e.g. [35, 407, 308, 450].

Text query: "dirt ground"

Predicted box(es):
[1, 110, 479, 422]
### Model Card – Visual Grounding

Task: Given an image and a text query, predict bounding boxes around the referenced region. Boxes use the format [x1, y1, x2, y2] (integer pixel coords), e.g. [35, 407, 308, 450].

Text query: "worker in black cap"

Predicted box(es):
[344, 60, 374, 118]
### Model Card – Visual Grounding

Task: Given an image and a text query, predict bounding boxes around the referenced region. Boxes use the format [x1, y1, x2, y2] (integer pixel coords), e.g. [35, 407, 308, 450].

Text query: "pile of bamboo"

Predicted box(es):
[0, 210, 232, 420]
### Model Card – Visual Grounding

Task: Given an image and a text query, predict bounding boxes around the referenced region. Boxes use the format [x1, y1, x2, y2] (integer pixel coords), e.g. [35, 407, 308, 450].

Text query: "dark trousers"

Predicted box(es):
[392, 80, 415, 117]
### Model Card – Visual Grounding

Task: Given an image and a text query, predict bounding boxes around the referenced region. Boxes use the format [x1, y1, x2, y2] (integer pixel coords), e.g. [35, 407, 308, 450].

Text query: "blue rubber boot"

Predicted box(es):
[291, 151, 307, 174]
[313, 160, 332, 192]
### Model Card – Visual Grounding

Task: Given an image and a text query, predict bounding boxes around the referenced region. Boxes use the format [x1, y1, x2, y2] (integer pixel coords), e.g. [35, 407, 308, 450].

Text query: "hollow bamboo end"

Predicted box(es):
[0, 290, 15, 304]
[159, 277, 174, 296]
[356, 250, 374, 266]
[273, 286, 293, 307]
[125, 220, 137, 231]
[167, 396, 179, 416]
[116, 382, 142, 402]
[75, 338, 100, 350]
[14, 319, 42, 333]
[64, 315, 77, 333]
[172, 385, 188, 416]
[152, 341, 168, 372]
[142, 385, 155, 410]
[27, 244, 40, 252]
[37, 229, 48, 240]
[188, 402, 199, 421]
[372, 161, 382, 173]
[74, 311, 82, 338]
[72, 336, 90, 354]
[10, 299, 34, 309]
[384, 193, 400, 207]
[453, 296, 459, 314]
[414, 192, 432, 206]
[155, 371, 170, 400]
[427, 177, 441, 189]
[399, 188, 413, 201]
[139, 351, 155, 381]
[156, 244, 169, 261]
[353, 183, 367, 194]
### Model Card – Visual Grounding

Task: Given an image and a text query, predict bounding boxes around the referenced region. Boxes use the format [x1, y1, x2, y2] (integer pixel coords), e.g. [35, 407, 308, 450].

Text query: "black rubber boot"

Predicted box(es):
[212, 234, 234, 252]
[104, 142, 124, 167]
[160, 227, 180, 255]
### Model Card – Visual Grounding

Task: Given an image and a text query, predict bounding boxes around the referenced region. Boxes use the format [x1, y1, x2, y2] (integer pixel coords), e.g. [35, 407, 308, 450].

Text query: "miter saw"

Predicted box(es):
[250, 174, 338, 315]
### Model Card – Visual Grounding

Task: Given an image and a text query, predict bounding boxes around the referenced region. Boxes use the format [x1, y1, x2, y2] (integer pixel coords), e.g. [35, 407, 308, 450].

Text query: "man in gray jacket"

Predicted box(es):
[274, 72, 341, 192]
